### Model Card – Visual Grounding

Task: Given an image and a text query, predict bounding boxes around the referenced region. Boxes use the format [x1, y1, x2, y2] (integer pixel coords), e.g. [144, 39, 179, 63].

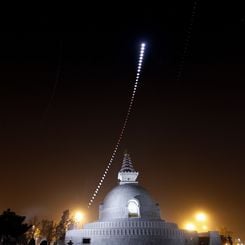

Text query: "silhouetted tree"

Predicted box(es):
[220, 227, 233, 244]
[28, 238, 35, 245]
[25, 216, 40, 242]
[55, 210, 72, 243]
[0, 209, 31, 244]
[227, 235, 233, 245]
[40, 219, 56, 244]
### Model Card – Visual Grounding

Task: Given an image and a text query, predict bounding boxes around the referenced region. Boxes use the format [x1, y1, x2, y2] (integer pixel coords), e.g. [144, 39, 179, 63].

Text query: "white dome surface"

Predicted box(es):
[99, 183, 161, 221]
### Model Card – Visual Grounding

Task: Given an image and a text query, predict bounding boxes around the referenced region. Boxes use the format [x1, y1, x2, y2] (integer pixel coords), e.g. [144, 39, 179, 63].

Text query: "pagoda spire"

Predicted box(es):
[118, 152, 139, 184]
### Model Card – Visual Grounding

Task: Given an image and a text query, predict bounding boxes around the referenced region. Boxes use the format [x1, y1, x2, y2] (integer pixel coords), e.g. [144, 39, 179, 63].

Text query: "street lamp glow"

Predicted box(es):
[202, 225, 208, 231]
[185, 223, 196, 231]
[195, 212, 207, 222]
[74, 211, 84, 223]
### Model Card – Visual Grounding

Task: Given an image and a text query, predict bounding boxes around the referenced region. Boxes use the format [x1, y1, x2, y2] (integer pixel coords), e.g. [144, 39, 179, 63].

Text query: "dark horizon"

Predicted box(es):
[0, 2, 245, 240]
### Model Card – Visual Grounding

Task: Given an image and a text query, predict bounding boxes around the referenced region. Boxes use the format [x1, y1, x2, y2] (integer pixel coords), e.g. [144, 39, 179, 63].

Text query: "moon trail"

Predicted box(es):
[88, 43, 146, 208]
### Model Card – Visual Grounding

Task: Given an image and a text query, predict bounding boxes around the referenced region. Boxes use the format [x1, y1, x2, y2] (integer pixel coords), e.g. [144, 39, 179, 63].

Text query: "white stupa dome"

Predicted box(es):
[66, 152, 221, 244]
[99, 183, 161, 220]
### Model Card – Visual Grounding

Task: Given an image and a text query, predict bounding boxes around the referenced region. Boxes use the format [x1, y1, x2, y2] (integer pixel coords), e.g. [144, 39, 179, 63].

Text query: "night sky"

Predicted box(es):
[1, 2, 245, 239]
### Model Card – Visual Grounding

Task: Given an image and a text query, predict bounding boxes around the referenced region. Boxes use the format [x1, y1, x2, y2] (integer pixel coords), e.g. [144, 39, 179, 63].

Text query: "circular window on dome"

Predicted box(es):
[128, 199, 140, 218]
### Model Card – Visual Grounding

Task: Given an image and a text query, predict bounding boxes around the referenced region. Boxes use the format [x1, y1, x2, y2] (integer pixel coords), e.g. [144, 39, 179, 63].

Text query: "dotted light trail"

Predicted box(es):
[176, 0, 199, 81]
[88, 43, 146, 208]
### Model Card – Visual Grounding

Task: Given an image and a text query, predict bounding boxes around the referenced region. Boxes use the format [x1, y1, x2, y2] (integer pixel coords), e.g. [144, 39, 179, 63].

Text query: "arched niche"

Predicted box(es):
[127, 199, 140, 218]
